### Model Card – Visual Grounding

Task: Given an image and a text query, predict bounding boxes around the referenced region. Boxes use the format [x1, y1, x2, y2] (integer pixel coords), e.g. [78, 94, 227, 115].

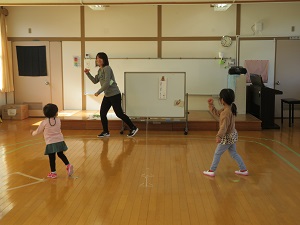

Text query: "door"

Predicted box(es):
[12, 41, 51, 117]
[275, 40, 300, 118]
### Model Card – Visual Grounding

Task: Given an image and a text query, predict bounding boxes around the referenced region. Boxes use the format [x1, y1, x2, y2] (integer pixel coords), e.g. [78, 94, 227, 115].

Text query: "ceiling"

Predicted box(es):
[1, 0, 300, 6]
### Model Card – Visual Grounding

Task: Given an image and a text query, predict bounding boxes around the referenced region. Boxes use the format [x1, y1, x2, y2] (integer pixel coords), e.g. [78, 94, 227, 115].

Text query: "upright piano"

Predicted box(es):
[246, 74, 283, 129]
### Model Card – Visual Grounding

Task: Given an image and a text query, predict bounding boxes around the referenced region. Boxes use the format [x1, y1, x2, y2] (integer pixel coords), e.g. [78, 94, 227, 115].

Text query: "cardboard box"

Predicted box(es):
[2, 104, 29, 120]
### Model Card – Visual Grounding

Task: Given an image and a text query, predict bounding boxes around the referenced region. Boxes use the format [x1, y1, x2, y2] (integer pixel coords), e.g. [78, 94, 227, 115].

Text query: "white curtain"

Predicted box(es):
[0, 10, 14, 92]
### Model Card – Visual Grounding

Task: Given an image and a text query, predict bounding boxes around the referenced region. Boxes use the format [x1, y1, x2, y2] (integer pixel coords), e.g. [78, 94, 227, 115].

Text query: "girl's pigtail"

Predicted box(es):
[231, 103, 237, 116]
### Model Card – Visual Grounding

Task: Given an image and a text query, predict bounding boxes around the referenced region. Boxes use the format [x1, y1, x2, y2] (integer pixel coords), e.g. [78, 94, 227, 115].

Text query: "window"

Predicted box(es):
[16, 46, 47, 76]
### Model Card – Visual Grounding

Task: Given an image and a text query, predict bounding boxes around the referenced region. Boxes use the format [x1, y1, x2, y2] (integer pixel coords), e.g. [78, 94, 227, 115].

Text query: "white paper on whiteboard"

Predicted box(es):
[159, 77, 167, 99]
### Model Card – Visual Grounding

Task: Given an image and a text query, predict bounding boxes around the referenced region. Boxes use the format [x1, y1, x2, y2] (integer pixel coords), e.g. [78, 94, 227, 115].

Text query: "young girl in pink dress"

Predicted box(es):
[31, 103, 73, 179]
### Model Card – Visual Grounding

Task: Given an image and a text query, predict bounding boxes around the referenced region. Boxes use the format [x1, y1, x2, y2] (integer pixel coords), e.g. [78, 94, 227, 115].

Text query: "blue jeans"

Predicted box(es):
[210, 143, 247, 171]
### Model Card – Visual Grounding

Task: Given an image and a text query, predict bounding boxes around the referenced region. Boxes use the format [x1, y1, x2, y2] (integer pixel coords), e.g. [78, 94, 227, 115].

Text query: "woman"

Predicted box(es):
[84, 52, 138, 138]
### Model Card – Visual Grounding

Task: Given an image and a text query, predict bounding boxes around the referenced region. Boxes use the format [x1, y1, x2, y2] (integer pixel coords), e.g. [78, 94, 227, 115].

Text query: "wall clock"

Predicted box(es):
[221, 35, 232, 47]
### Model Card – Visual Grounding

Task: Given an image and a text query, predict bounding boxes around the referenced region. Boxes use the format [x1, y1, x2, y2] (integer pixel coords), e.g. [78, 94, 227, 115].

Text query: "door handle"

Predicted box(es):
[45, 81, 50, 85]
[275, 81, 280, 85]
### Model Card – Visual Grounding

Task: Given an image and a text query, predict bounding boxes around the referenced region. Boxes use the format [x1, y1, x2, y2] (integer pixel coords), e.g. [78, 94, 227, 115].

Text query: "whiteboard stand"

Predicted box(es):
[123, 72, 189, 135]
[184, 93, 189, 135]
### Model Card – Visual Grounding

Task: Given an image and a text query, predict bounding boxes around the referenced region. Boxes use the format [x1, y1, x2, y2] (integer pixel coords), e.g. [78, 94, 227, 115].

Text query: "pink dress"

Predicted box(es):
[32, 117, 68, 155]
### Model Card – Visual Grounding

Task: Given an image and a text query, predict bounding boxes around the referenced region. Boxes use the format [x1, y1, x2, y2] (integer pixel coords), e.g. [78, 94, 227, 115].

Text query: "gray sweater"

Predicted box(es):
[86, 65, 120, 97]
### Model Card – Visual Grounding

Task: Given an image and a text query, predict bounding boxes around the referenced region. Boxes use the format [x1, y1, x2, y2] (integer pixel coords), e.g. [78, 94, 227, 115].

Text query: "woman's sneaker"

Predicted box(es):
[127, 127, 139, 137]
[47, 172, 57, 179]
[97, 131, 110, 138]
[203, 170, 215, 177]
[235, 170, 249, 176]
[66, 164, 74, 176]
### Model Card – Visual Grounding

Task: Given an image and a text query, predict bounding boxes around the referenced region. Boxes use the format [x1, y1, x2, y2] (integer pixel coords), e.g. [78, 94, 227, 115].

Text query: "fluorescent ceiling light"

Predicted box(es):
[212, 4, 232, 11]
[89, 5, 106, 10]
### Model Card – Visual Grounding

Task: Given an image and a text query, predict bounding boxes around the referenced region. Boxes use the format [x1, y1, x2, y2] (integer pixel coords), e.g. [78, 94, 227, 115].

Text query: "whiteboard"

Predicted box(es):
[125, 72, 186, 118]
[84, 58, 228, 95]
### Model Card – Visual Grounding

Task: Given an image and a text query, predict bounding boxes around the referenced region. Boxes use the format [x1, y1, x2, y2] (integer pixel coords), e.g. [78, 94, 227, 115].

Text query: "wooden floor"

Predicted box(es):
[1, 116, 300, 225]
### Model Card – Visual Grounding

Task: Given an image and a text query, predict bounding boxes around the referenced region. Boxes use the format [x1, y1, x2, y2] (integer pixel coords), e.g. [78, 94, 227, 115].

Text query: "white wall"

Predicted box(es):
[2, 3, 300, 114]
[85, 5, 157, 37]
[85, 41, 158, 58]
[162, 5, 237, 37]
[6, 6, 80, 37]
[162, 41, 236, 58]
[62, 41, 82, 109]
[240, 3, 300, 37]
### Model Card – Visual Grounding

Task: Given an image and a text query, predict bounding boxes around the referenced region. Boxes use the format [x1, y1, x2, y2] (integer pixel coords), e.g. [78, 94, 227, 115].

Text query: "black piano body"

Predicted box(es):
[246, 74, 283, 129]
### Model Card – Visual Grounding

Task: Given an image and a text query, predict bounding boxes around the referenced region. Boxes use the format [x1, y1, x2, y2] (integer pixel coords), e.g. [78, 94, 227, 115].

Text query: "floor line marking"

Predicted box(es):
[6, 180, 45, 191]
[1, 172, 45, 192]
[0, 141, 44, 157]
[242, 140, 300, 174]
[12, 172, 44, 181]
[239, 136, 300, 157]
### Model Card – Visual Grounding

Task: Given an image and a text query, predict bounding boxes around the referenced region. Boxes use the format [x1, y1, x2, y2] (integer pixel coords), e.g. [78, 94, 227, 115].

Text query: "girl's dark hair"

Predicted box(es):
[96, 52, 109, 67]
[43, 103, 58, 118]
[219, 88, 237, 116]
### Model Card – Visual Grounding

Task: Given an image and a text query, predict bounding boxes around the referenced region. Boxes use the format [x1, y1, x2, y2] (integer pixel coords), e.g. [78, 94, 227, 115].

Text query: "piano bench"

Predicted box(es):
[281, 98, 300, 127]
